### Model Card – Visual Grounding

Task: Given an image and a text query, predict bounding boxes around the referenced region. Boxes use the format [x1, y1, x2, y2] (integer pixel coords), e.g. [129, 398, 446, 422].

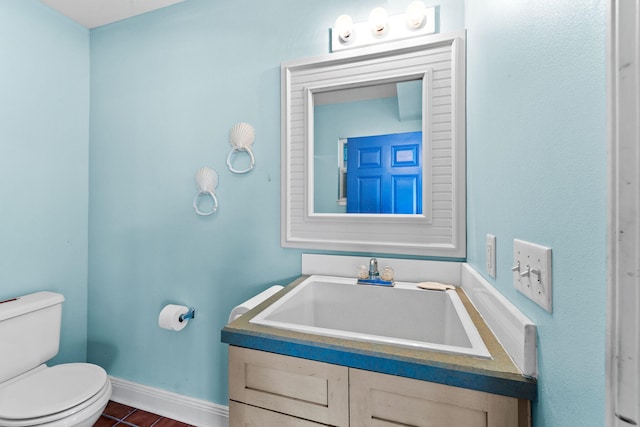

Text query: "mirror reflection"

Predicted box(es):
[313, 79, 423, 214]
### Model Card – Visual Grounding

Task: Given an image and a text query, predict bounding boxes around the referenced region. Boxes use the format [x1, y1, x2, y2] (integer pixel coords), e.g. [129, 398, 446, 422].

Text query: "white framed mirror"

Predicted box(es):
[281, 32, 466, 257]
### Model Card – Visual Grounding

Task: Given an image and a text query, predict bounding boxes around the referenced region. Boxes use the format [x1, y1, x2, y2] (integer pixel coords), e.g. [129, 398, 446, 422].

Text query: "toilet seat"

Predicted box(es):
[0, 363, 110, 427]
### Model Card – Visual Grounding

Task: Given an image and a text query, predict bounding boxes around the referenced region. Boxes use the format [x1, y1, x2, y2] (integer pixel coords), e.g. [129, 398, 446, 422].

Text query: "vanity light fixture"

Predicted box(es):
[330, 1, 436, 52]
[368, 7, 388, 35]
[334, 14, 354, 42]
[405, 1, 427, 29]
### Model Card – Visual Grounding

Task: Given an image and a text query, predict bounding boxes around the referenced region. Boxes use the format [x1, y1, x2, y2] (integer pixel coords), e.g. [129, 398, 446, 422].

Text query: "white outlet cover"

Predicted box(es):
[486, 234, 496, 278]
[513, 239, 552, 312]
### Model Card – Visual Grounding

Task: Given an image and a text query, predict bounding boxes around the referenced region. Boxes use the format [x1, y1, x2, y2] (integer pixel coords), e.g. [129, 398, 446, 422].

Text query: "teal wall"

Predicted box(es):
[86, 0, 463, 405]
[465, 0, 606, 426]
[0, 1, 89, 363]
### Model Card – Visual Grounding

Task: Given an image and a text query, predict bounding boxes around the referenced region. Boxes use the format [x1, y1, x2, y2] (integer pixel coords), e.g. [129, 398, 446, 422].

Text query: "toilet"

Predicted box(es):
[0, 292, 112, 427]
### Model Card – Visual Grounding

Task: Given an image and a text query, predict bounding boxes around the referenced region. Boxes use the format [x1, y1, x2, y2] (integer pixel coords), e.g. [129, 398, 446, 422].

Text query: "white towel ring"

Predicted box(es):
[226, 147, 255, 174]
[193, 190, 219, 216]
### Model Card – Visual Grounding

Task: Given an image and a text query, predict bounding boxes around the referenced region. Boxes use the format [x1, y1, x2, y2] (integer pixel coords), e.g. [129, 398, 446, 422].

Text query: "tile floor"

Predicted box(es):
[94, 401, 194, 427]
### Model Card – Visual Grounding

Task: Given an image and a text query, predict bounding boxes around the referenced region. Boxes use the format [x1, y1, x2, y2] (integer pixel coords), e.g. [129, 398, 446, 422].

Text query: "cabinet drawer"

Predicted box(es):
[229, 401, 328, 426]
[229, 346, 349, 426]
[350, 369, 527, 427]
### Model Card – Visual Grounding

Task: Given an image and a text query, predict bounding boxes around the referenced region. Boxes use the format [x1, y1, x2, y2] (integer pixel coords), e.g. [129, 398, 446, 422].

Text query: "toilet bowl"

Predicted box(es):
[0, 364, 111, 427]
[0, 292, 113, 427]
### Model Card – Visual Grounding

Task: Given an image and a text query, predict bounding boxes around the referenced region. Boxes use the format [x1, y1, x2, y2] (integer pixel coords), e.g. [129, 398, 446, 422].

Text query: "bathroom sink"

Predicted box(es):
[250, 275, 491, 359]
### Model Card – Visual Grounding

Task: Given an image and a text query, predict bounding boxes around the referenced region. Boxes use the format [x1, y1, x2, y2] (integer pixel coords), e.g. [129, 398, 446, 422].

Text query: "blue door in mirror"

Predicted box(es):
[347, 131, 422, 214]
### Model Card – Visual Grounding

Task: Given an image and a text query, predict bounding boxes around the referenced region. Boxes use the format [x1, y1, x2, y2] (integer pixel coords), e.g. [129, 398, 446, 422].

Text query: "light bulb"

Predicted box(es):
[369, 7, 388, 35]
[406, 1, 427, 29]
[334, 14, 354, 42]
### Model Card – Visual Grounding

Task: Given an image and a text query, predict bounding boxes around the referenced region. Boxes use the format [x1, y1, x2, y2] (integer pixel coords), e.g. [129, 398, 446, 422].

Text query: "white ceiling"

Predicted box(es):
[39, 0, 186, 29]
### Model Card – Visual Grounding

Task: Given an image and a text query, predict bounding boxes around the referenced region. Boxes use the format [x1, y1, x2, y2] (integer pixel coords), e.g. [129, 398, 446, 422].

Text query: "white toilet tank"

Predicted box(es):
[0, 292, 65, 384]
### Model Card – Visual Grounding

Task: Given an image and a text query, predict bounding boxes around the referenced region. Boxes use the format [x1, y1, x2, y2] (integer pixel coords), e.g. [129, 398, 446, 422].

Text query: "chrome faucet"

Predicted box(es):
[357, 258, 394, 287]
[369, 258, 379, 280]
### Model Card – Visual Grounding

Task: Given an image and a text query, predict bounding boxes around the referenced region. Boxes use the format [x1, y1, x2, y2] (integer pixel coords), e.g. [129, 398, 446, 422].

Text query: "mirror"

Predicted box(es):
[313, 79, 423, 214]
[281, 32, 466, 257]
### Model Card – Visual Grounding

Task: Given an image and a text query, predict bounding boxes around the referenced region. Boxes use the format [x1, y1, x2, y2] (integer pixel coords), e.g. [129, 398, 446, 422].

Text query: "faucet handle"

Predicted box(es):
[357, 265, 369, 279]
[381, 266, 394, 281]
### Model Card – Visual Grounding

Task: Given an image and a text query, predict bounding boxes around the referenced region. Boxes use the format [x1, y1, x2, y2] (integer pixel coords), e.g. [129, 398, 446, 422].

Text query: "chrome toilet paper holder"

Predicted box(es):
[179, 307, 195, 323]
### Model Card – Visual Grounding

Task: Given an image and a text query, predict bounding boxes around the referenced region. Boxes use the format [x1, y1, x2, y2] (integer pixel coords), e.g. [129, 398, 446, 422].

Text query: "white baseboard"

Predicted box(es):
[109, 376, 229, 427]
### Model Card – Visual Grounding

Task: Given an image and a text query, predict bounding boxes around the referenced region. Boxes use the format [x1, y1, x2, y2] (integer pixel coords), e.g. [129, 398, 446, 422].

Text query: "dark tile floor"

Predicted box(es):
[94, 401, 195, 427]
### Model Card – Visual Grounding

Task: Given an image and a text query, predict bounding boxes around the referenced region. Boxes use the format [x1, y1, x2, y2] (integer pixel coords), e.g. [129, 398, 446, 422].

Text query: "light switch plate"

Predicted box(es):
[486, 234, 496, 278]
[513, 239, 553, 312]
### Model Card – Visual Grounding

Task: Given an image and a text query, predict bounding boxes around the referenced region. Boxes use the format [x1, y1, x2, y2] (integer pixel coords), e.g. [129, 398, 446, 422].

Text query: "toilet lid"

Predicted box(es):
[0, 363, 107, 420]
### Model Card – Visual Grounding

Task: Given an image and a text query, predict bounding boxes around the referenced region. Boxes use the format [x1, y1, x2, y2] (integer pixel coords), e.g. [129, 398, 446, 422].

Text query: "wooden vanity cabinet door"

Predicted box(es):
[229, 346, 349, 426]
[229, 401, 328, 426]
[349, 369, 527, 427]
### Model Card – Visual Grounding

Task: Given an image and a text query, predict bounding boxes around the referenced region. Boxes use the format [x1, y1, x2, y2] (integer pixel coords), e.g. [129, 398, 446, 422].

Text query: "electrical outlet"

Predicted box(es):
[513, 239, 553, 312]
[486, 234, 496, 278]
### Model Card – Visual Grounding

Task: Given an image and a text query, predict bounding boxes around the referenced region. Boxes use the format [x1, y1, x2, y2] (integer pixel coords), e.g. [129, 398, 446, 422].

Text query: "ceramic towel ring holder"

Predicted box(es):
[193, 167, 219, 216]
[227, 122, 256, 174]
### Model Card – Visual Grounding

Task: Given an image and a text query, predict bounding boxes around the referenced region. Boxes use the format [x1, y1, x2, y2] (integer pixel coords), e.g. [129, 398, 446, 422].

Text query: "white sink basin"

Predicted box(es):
[250, 275, 491, 359]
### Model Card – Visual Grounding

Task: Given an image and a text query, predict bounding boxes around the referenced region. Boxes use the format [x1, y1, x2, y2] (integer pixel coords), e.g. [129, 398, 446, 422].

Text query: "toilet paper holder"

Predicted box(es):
[179, 307, 195, 323]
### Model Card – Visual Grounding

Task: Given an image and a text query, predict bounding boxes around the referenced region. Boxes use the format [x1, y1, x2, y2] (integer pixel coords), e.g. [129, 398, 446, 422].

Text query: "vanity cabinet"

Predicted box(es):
[350, 368, 528, 427]
[229, 402, 329, 426]
[229, 346, 530, 427]
[228, 346, 349, 426]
